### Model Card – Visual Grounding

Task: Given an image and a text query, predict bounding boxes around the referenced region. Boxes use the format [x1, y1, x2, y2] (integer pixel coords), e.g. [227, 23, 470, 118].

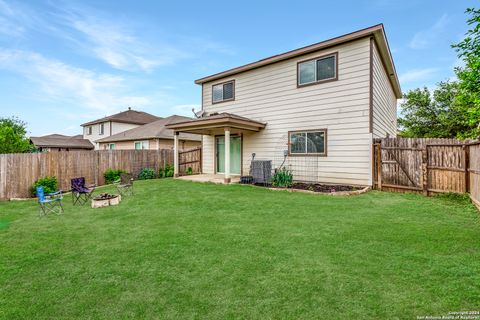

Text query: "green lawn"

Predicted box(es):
[1, 179, 479, 319]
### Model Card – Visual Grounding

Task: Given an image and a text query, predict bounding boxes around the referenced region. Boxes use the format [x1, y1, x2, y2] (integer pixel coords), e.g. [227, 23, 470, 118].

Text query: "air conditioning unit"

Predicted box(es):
[250, 160, 272, 185]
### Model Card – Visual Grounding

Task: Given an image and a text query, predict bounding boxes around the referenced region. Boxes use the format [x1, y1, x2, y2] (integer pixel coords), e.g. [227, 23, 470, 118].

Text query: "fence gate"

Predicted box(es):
[178, 147, 202, 176]
[426, 144, 467, 193]
[374, 138, 467, 194]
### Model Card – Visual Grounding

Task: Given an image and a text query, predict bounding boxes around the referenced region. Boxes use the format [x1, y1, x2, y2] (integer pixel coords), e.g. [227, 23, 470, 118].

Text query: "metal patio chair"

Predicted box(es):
[114, 173, 133, 196]
[71, 177, 96, 205]
[36, 186, 63, 217]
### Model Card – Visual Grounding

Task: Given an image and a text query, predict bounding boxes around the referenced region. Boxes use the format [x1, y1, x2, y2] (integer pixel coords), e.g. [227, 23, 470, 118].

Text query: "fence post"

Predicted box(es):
[465, 144, 470, 193]
[422, 147, 428, 196]
[376, 144, 382, 190]
[200, 147, 202, 174]
[95, 151, 99, 186]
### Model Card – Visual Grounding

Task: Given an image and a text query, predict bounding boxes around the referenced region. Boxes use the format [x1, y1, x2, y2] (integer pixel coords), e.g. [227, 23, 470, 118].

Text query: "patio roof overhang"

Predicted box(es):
[165, 113, 266, 135]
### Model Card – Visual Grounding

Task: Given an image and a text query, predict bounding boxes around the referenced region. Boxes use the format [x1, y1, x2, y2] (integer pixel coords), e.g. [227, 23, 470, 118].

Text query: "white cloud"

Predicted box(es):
[0, 0, 30, 37]
[399, 68, 438, 83]
[409, 14, 449, 49]
[60, 12, 188, 72]
[0, 48, 151, 117]
[0, 1, 234, 73]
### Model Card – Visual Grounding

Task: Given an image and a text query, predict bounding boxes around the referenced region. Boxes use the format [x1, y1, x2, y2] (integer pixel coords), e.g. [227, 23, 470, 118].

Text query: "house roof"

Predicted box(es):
[194, 24, 402, 98]
[95, 115, 202, 143]
[81, 108, 160, 127]
[30, 134, 94, 149]
[165, 112, 266, 135]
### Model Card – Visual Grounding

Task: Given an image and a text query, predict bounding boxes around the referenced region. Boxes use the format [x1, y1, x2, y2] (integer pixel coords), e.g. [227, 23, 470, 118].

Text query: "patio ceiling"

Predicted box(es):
[165, 112, 266, 135]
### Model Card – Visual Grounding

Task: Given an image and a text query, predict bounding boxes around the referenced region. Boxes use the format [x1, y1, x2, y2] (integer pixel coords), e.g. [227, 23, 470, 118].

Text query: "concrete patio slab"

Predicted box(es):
[176, 174, 240, 184]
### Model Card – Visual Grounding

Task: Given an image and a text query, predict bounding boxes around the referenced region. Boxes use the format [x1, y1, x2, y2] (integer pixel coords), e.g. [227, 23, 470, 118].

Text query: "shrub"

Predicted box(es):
[158, 164, 174, 178]
[31, 176, 57, 196]
[164, 164, 174, 177]
[271, 167, 293, 188]
[138, 167, 156, 180]
[186, 167, 193, 175]
[104, 168, 126, 184]
[158, 166, 165, 178]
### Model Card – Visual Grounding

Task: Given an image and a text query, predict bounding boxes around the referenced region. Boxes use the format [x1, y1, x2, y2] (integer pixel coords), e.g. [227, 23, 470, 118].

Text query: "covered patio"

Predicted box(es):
[166, 113, 266, 183]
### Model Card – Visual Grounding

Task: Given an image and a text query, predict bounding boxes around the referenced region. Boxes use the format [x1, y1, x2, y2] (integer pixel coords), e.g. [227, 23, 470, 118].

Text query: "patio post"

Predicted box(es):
[224, 127, 231, 183]
[174, 131, 179, 177]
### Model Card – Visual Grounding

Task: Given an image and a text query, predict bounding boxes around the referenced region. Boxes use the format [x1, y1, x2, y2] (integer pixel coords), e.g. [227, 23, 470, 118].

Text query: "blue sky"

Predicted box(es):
[0, 0, 475, 136]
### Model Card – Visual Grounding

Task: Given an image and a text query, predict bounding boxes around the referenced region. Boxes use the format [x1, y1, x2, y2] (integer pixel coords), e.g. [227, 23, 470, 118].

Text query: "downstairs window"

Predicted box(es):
[289, 130, 327, 156]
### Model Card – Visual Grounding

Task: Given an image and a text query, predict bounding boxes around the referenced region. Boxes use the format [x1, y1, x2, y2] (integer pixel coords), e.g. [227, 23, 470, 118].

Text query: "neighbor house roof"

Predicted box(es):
[81, 108, 160, 127]
[95, 115, 202, 143]
[30, 134, 94, 149]
[194, 24, 401, 98]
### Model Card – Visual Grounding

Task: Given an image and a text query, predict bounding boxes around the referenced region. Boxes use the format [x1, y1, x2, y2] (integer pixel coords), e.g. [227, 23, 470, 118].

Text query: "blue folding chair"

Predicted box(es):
[36, 186, 64, 217]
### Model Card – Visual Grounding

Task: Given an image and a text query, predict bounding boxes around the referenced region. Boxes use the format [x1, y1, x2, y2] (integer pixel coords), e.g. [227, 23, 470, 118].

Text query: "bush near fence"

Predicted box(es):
[0, 149, 188, 199]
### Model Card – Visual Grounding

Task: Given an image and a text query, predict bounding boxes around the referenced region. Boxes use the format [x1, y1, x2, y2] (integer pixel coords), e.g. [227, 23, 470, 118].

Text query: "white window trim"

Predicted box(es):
[87, 126, 92, 135]
[99, 123, 104, 135]
[297, 53, 337, 86]
[108, 143, 116, 150]
[288, 129, 327, 156]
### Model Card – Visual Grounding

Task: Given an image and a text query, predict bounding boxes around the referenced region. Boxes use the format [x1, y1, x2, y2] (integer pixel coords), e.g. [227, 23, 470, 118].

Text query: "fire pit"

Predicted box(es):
[91, 193, 121, 208]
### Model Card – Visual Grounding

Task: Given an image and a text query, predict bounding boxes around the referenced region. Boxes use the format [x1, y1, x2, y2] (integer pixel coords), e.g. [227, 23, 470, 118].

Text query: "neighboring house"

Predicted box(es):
[168, 24, 401, 186]
[30, 134, 94, 152]
[95, 115, 201, 150]
[81, 107, 159, 149]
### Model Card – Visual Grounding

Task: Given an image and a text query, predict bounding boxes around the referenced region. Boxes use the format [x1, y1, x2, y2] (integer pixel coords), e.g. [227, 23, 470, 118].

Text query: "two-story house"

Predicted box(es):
[167, 24, 401, 186]
[81, 108, 159, 150]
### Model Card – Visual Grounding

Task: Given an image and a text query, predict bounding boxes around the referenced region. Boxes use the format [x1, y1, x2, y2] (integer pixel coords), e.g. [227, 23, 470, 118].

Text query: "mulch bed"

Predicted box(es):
[290, 183, 362, 193]
[254, 182, 362, 193]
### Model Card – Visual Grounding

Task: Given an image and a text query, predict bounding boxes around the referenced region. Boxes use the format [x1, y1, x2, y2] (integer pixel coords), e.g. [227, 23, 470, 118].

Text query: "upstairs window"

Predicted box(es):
[87, 126, 92, 135]
[289, 130, 327, 156]
[99, 123, 104, 135]
[298, 53, 337, 86]
[212, 80, 235, 103]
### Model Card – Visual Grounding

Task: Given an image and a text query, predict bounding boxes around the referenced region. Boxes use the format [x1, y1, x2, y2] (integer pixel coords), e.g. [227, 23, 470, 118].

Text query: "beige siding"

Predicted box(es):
[111, 122, 139, 135]
[202, 135, 215, 174]
[372, 41, 397, 138]
[202, 38, 374, 185]
[99, 139, 200, 151]
[158, 139, 201, 151]
[84, 121, 140, 150]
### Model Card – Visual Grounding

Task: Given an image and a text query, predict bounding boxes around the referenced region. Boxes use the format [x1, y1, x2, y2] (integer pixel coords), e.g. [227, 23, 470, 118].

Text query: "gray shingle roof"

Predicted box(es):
[95, 115, 202, 143]
[81, 109, 160, 127]
[30, 134, 94, 149]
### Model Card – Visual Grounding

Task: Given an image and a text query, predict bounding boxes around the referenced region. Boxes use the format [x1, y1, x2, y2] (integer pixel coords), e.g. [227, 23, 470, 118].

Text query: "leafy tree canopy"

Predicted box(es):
[0, 117, 31, 153]
[399, 8, 480, 139]
[398, 81, 469, 138]
[451, 8, 480, 139]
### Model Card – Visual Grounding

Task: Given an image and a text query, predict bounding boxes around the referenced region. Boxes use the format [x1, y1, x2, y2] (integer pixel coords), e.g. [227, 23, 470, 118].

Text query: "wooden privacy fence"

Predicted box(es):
[373, 138, 480, 209]
[178, 147, 202, 175]
[0, 149, 176, 199]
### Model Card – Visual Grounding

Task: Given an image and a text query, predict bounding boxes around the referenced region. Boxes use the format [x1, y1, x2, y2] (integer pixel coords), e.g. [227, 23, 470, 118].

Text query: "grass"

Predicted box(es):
[1, 179, 479, 319]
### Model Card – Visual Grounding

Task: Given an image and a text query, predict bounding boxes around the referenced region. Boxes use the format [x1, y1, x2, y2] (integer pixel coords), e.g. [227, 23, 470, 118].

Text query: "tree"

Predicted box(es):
[398, 81, 469, 138]
[399, 8, 480, 139]
[0, 117, 31, 153]
[451, 8, 480, 139]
